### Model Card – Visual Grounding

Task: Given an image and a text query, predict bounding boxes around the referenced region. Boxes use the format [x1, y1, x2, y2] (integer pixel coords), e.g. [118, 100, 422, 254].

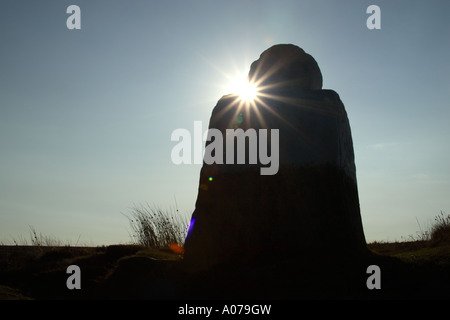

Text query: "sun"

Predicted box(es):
[228, 74, 259, 102]
[236, 80, 258, 101]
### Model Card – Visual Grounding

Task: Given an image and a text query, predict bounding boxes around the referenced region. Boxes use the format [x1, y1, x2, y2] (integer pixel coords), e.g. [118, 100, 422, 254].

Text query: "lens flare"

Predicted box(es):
[169, 243, 184, 254]
[186, 217, 196, 239]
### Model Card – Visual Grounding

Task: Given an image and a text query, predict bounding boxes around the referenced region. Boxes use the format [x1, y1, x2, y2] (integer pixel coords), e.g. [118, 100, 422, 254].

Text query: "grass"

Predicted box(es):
[124, 203, 190, 249]
[3, 203, 190, 251]
[28, 226, 80, 247]
[368, 211, 450, 257]
[2, 226, 81, 247]
[412, 210, 450, 245]
[430, 211, 450, 245]
[392, 245, 450, 265]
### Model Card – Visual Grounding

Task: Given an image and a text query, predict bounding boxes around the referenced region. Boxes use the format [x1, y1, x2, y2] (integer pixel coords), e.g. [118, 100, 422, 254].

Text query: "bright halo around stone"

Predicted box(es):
[229, 75, 259, 102]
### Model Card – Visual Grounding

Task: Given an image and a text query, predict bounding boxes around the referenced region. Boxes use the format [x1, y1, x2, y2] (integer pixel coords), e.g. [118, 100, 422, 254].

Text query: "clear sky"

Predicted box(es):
[1, 0, 449, 245]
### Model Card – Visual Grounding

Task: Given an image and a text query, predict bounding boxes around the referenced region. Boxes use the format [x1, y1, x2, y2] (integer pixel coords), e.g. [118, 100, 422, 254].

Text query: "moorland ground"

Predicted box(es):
[0, 238, 449, 300]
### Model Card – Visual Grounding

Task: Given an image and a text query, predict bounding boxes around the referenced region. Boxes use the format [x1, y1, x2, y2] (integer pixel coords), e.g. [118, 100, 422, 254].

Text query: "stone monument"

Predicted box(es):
[183, 44, 368, 281]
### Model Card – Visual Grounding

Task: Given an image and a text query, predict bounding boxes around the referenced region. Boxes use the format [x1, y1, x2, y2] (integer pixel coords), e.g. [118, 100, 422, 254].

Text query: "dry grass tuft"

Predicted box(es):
[124, 203, 189, 249]
[430, 211, 450, 245]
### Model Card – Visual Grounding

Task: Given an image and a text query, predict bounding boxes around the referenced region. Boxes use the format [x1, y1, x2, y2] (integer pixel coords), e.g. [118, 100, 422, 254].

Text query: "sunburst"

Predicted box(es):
[227, 73, 259, 102]
[208, 55, 296, 131]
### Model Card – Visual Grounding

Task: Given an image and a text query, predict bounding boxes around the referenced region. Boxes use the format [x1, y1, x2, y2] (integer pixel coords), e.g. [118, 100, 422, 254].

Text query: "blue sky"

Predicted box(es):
[1, 1, 449, 245]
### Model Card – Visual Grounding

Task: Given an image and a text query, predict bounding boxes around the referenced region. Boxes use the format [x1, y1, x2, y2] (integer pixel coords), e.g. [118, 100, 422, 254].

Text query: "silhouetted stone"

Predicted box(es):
[183, 44, 368, 276]
[248, 43, 323, 91]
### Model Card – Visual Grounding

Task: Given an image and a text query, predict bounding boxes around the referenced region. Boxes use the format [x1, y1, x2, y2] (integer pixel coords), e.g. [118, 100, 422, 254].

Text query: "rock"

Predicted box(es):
[248, 44, 323, 91]
[183, 44, 368, 273]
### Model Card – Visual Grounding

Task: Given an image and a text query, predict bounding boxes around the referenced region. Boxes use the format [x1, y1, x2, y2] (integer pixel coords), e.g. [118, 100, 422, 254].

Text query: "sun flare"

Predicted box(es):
[237, 80, 258, 101]
[228, 74, 259, 102]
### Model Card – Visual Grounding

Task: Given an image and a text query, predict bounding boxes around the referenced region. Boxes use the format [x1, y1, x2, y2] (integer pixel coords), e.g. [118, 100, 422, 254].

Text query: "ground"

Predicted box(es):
[0, 240, 449, 300]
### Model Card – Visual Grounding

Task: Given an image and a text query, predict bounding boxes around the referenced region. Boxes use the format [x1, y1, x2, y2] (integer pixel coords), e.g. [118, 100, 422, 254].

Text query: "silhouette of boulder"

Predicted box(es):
[183, 44, 368, 275]
[248, 43, 322, 91]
